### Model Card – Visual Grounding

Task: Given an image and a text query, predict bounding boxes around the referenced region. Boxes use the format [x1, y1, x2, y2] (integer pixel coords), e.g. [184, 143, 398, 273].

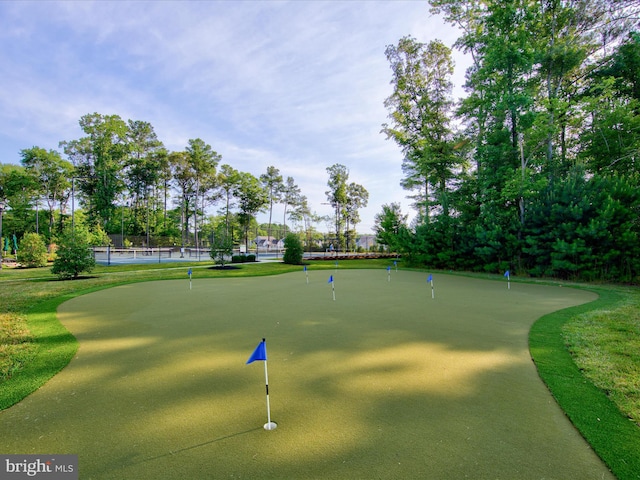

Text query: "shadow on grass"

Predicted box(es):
[134, 426, 263, 465]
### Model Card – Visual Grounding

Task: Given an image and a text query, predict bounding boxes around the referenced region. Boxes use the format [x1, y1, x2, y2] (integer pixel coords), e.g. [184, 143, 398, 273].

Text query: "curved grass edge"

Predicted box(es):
[0, 294, 79, 410]
[0, 284, 124, 411]
[529, 287, 640, 480]
[0, 263, 309, 411]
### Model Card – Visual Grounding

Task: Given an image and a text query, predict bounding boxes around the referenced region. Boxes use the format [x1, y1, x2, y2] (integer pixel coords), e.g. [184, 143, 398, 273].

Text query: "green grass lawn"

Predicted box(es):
[0, 268, 618, 479]
[1, 261, 639, 479]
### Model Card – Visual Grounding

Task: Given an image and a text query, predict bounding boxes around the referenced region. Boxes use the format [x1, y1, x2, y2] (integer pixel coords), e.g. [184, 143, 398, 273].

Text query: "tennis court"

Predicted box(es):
[92, 246, 211, 265]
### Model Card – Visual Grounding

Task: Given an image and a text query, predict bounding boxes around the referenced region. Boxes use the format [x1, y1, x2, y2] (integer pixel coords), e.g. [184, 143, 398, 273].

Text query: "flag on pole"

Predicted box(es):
[504, 270, 511, 289]
[504, 270, 510, 277]
[246, 338, 277, 430]
[387, 265, 391, 282]
[328, 275, 333, 283]
[427, 274, 434, 299]
[304, 265, 308, 284]
[187, 268, 193, 290]
[246, 339, 267, 364]
[328, 275, 335, 300]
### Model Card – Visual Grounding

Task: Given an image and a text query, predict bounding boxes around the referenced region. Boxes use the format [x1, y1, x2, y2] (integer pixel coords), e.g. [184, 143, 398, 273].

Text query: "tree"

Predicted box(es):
[217, 164, 241, 239]
[61, 113, 129, 228]
[186, 138, 220, 250]
[20, 147, 73, 238]
[0, 164, 38, 239]
[325, 164, 369, 251]
[580, 33, 640, 176]
[233, 172, 268, 252]
[260, 166, 284, 248]
[169, 151, 196, 248]
[344, 182, 369, 251]
[18, 232, 48, 267]
[383, 37, 462, 220]
[51, 228, 96, 279]
[210, 223, 233, 267]
[325, 164, 349, 251]
[374, 203, 409, 253]
[281, 176, 302, 237]
[125, 120, 165, 242]
[283, 232, 304, 264]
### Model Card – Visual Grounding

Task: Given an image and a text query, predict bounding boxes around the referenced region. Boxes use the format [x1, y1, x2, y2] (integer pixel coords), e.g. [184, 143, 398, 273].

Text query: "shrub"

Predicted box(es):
[246, 254, 256, 262]
[19, 233, 49, 267]
[283, 233, 304, 264]
[51, 231, 96, 279]
[210, 229, 233, 267]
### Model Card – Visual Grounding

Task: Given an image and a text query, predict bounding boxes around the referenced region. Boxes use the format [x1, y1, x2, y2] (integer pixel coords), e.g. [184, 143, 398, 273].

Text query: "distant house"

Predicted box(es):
[254, 236, 283, 250]
[356, 235, 377, 251]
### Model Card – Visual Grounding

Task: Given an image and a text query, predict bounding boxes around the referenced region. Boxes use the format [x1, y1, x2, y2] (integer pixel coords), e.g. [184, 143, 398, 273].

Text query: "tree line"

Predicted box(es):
[0, 113, 369, 255]
[375, 0, 640, 283]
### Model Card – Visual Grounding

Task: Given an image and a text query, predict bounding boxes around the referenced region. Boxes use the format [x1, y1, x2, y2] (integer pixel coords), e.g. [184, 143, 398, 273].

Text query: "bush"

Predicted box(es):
[246, 254, 256, 262]
[18, 233, 49, 268]
[231, 254, 246, 263]
[51, 231, 96, 279]
[210, 229, 233, 267]
[283, 233, 304, 264]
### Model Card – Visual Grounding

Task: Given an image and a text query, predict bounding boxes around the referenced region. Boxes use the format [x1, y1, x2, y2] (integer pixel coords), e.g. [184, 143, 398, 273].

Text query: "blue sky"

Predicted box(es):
[0, 0, 469, 233]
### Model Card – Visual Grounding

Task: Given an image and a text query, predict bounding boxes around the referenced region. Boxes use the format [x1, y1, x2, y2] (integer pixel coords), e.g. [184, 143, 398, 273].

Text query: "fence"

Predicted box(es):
[92, 246, 211, 265]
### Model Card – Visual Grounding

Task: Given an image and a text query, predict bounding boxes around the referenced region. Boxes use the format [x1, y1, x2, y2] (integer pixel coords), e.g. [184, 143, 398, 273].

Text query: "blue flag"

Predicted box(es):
[387, 266, 391, 272]
[246, 340, 267, 364]
[427, 274, 433, 282]
[328, 275, 333, 283]
[304, 265, 307, 272]
[187, 268, 192, 276]
[504, 270, 510, 277]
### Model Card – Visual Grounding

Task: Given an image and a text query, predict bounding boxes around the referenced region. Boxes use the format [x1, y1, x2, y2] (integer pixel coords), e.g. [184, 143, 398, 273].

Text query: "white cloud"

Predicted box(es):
[0, 0, 468, 232]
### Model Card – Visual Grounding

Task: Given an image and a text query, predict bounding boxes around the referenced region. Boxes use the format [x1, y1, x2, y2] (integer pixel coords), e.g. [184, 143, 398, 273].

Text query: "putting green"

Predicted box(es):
[0, 270, 614, 479]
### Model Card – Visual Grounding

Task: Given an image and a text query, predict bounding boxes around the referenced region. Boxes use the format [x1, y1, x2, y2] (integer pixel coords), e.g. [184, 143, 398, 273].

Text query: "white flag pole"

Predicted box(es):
[431, 278, 435, 299]
[262, 339, 277, 430]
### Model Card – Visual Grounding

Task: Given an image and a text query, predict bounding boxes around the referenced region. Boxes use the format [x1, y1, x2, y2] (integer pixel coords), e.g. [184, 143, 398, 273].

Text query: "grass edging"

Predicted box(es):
[530, 287, 640, 480]
[0, 295, 79, 410]
[0, 283, 123, 411]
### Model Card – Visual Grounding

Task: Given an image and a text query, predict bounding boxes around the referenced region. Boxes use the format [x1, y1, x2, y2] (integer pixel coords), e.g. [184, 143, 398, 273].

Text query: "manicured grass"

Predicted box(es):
[1, 261, 639, 479]
[530, 286, 640, 480]
[563, 290, 640, 426]
[0, 295, 78, 410]
[0, 269, 614, 478]
[0, 260, 377, 391]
